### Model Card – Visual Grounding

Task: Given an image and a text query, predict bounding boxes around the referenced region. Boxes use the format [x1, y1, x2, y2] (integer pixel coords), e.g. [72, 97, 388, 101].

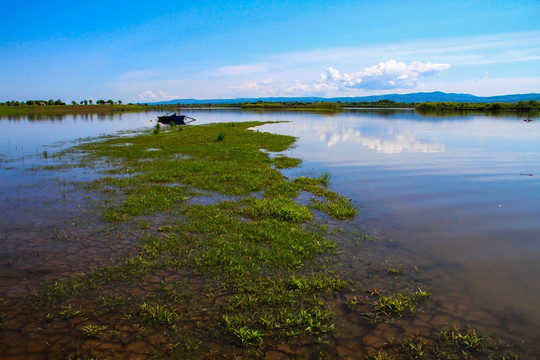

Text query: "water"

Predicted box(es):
[1, 109, 540, 352]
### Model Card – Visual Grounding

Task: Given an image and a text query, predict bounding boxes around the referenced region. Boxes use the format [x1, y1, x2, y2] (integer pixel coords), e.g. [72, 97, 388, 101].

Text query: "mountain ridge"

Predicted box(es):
[151, 91, 540, 105]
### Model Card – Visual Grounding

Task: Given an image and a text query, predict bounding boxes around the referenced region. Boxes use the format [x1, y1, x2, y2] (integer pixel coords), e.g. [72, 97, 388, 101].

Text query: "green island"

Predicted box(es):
[0, 118, 528, 359]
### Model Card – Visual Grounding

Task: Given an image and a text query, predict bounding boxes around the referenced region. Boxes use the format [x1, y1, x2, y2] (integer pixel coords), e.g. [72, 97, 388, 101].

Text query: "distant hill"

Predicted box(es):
[152, 92, 540, 105]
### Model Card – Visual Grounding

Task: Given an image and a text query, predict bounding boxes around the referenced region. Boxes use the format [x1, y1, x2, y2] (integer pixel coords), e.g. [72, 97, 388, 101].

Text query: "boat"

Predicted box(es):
[157, 109, 196, 125]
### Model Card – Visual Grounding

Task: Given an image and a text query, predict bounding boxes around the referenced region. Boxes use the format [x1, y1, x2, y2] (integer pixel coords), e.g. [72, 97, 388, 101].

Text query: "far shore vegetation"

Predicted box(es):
[2, 98, 539, 115]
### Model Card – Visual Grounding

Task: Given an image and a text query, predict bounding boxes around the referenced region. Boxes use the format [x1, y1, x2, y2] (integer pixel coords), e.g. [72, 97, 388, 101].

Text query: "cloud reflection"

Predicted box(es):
[313, 123, 445, 154]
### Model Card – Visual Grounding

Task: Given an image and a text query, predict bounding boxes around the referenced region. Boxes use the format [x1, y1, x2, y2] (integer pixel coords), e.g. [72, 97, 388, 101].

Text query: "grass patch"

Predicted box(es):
[372, 288, 430, 317]
[311, 196, 358, 220]
[242, 196, 313, 222]
[29, 121, 365, 356]
[273, 155, 301, 169]
[138, 303, 178, 326]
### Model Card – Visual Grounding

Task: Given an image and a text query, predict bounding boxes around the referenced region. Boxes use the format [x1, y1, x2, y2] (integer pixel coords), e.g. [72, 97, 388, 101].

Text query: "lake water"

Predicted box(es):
[1, 109, 539, 353]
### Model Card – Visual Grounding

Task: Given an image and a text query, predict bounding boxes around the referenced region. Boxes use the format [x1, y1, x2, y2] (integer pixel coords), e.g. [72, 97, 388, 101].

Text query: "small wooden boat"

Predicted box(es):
[524, 118, 534, 122]
[157, 109, 196, 125]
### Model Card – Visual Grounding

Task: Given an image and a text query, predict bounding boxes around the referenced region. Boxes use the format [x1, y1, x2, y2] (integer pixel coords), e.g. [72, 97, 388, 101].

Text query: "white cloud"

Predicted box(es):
[280, 60, 449, 96]
[317, 60, 450, 91]
[138, 89, 179, 102]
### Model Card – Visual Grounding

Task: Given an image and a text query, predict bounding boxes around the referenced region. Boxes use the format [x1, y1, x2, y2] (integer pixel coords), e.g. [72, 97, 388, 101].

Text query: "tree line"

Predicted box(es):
[415, 100, 540, 111]
[1, 99, 124, 106]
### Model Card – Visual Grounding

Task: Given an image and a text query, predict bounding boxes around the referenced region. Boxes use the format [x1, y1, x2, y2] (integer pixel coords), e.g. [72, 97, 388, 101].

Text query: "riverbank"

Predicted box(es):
[0, 104, 179, 116]
[0, 121, 532, 359]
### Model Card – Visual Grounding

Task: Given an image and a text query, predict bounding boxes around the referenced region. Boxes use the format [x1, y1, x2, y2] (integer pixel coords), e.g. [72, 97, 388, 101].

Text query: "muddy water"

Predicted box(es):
[1, 109, 540, 357]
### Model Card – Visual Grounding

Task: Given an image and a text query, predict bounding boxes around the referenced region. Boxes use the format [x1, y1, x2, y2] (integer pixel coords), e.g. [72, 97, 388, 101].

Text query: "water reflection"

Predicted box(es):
[313, 123, 444, 153]
[259, 110, 540, 349]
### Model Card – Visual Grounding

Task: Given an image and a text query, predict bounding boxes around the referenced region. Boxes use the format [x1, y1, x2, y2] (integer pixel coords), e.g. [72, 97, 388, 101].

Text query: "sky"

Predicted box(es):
[1, 0, 539, 102]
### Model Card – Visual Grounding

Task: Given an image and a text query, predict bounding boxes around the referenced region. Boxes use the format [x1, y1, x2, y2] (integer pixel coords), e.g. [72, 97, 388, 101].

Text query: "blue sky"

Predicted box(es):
[1, 0, 539, 102]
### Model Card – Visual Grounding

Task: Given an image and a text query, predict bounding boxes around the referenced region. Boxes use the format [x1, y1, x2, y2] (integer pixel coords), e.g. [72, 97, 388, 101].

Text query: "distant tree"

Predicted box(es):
[26, 100, 36, 105]
[54, 99, 65, 105]
[72, 100, 77, 105]
[118, 100, 122, 104]
[48, 99, 54, 105]
[89, 100, 93, 104]
[84, 100, 88, 105]
[106, 99, 114, 105]
[96, 99, 105, 104]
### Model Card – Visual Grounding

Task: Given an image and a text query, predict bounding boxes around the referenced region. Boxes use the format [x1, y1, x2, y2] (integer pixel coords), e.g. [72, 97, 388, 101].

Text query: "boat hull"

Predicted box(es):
[157, 115, 187, 125]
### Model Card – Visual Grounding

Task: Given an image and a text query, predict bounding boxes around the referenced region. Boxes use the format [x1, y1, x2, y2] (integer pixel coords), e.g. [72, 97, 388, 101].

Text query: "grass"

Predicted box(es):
[437, 326, 487, 358]
[26, 121, 361, 356]
[372, 288, 430, 317]
[376, 326, 505, 360]
[138, 303, 178, 326]
[81, 324, 108, 338]
[273, 155, 301, 169]
[311, 195, 358, 220]
[241, 196, 313, 222]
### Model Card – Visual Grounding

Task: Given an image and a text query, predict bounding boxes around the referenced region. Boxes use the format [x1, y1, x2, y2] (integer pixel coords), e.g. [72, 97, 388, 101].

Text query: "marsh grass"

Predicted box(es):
[372, 288, 430, 317]
[81, 324, 108, 338]
[311, 196, 358, 220]
[28, 121, 365, 356]
[138, 302, 178, 326]
[380, 326, 514, 360]
[273, 155, 301, 169]
[242, 196, 313, 222]
[437, 326, 488, 358]
[18, 120, 521, 358]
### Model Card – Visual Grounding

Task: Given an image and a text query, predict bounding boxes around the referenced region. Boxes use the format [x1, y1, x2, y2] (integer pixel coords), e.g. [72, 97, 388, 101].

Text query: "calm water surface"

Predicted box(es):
[257, 110, 540, 345]
[1, 109, 540, 350]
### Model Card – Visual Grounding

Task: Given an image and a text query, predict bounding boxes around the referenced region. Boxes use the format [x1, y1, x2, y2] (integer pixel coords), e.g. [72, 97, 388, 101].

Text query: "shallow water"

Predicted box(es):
[1, 109, 540, 354]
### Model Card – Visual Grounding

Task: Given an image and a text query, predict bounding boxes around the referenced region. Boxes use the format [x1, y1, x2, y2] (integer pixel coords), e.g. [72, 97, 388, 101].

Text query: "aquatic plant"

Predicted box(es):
[273, 155, 301, 169]
[138, 302, 178, 326]
[439, 326, 485, 351]
[311, 196, 358, 220]
[81, 324, 108, 338]
[372, 288, 430, 317]
[242, 196, 313, 222]
[319, 171, 331, 187]
[232, 326, 264, 346]
[58, 304, 80, 319]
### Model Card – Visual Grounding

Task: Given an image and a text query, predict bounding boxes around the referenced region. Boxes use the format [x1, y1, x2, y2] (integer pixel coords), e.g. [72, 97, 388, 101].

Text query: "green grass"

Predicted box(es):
[30, 121, 360, 354]
[138, 303, 178, 326]
[242, 196, 313, 222]
[273, 155, 301, 169]
[81, 324, 108, 338]
[372, 288, 430, 317]
[310, 196, 358, 220]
